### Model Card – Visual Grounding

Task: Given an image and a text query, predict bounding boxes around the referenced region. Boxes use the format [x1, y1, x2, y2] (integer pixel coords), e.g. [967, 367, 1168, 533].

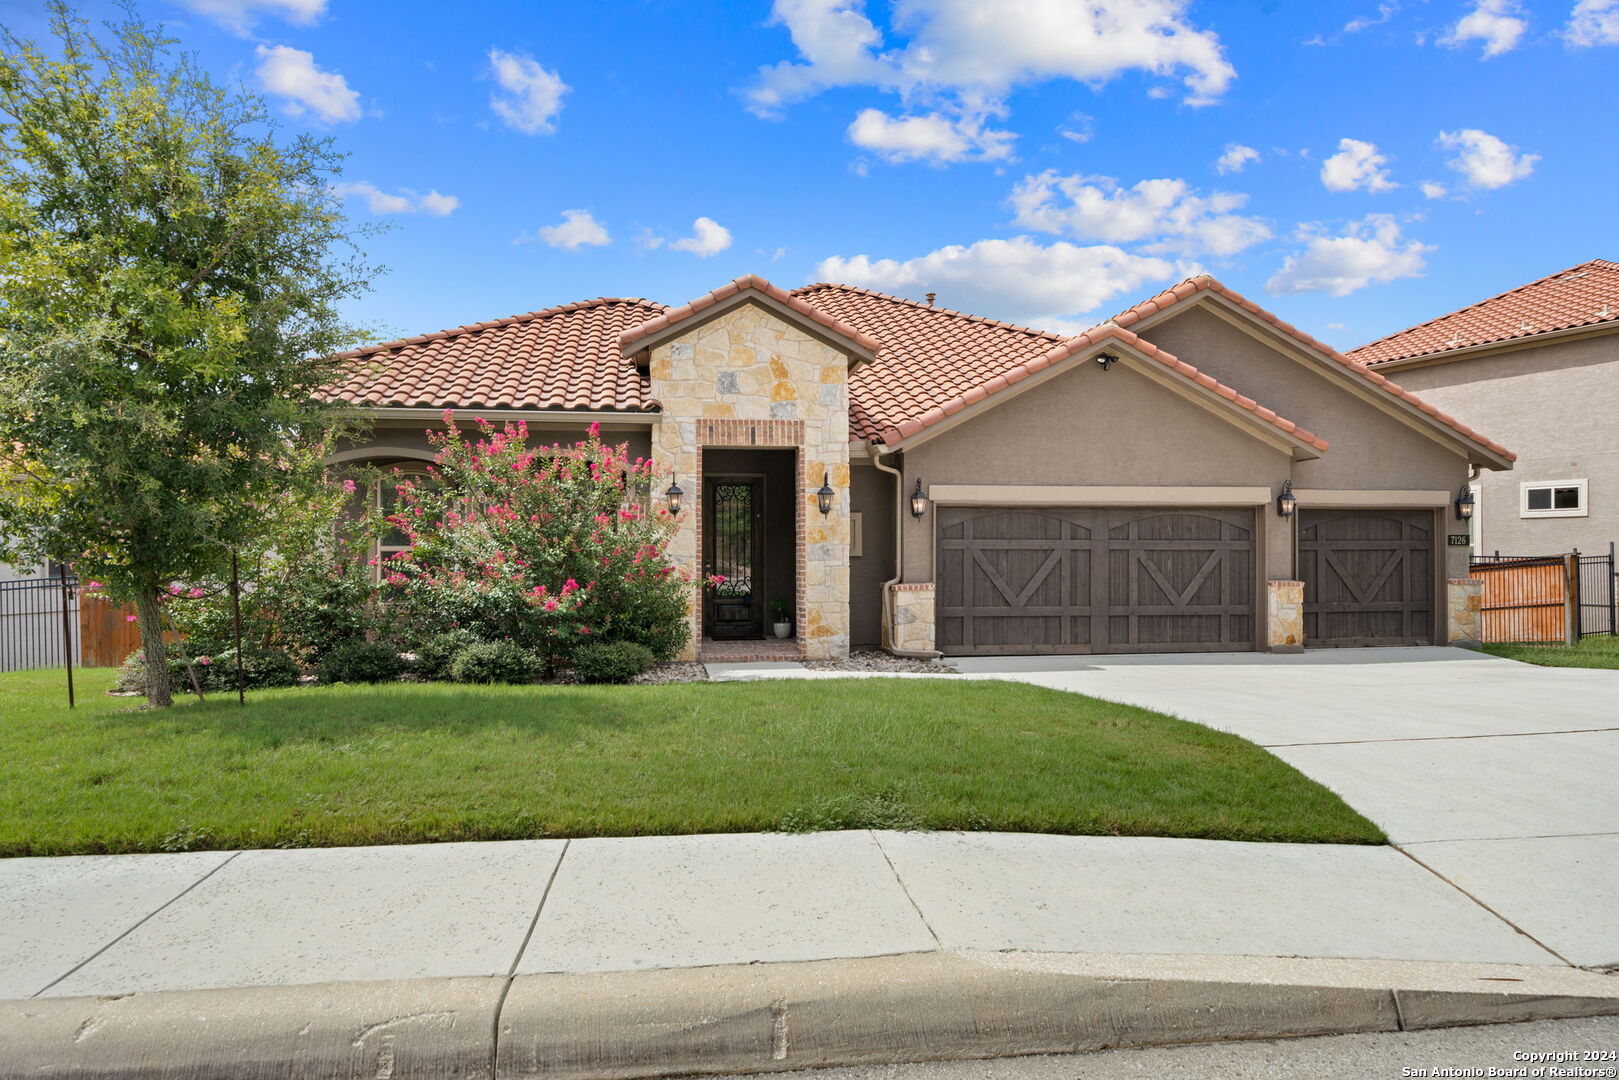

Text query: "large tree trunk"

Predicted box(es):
[133, 587, 173, 707]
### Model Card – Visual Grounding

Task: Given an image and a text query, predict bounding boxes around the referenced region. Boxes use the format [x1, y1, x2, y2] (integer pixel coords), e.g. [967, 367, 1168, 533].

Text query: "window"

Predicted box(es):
[849, 512, 863, 558]
[1520, 479, 1588, 519]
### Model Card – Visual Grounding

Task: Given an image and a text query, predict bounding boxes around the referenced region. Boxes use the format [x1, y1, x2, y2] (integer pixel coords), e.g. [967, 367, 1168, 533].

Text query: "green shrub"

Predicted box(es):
[449, 640, 541, 684]
[114, 646, 220, 696]
[316, 640, 403, 684]
[572, 641, 656, 684]
[210, 647, 302, 689]
[412, 629, 484, 681]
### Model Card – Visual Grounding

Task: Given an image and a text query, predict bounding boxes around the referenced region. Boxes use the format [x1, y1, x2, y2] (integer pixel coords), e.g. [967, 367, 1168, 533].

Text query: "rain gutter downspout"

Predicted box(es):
[869, 440, 942, 659]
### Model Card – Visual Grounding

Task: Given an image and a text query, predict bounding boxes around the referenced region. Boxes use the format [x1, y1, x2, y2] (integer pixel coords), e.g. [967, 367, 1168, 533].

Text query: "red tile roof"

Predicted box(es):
[320, 272, 1509, 464]
[620, 274, 882, 359]
[1109, 276, 1515, 462]
[793, 283, 1067, 442]
[319, 297, 665, 411]
[1348, 259, 1619, 366]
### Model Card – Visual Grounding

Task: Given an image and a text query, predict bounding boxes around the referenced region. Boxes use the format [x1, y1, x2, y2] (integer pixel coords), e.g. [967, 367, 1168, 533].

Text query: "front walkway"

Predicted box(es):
[0, 829, 1566, 1002]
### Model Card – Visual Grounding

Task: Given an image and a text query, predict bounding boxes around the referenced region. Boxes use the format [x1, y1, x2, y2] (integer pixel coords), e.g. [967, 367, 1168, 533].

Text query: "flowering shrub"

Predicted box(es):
[376, 414, 690, 669]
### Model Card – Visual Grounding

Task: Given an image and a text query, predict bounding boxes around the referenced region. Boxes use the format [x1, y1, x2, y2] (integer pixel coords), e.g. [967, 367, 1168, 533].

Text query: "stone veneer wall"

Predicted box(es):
[1447, 577, 1483, 647]
[649, 302, 852, 661]
[888, 583, 936, 653]
[1265, 580, 1304, 651]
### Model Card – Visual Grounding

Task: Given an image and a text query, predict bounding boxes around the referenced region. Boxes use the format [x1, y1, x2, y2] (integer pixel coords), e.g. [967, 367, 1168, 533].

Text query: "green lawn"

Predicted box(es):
[0, 667, 1382, 856]
[1482, 635, 1619, 669]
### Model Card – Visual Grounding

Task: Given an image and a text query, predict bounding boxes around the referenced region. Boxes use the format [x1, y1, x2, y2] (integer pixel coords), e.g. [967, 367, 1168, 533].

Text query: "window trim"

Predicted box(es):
[1519, 478, 1588, 519]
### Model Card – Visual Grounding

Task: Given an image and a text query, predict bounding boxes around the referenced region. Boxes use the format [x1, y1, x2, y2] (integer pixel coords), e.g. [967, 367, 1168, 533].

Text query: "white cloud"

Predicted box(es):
[487, 49, 569, 135]
[254, 45, 360, 124]
[528, 209, 611, 251]
[1440, 0, 1528, 57]
[1344, 3, 1399, 33]
[1320, 137, 1397, 192]
[814, 236, 1177, 330]
[177, 0, 323, 34]
[669, 217, 734, 258]
[333, 182, 459, 217]
[1010, 172, 1270, 257]
[847, 107, 1015, 164]
[1566, 0, 1619, 45]
[1215, 143, 1260, 174]
[1420, 180, 1449, 199]
[748, 0, 1234, 167]
[1438, 128, 1538, 188]
[1266, 214, 1432, 297]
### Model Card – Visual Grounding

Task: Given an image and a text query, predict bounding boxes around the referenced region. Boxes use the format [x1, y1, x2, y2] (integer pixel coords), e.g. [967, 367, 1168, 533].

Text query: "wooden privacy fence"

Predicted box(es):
[0, 577, 145, 673]
[1470, 545, 1617, 644]
[79, 593, 143, 667]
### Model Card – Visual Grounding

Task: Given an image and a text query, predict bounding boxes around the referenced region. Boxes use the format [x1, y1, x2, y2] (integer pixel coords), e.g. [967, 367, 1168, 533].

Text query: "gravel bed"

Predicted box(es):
[804, 649, 957, 674]
[631, 661, 710, 684]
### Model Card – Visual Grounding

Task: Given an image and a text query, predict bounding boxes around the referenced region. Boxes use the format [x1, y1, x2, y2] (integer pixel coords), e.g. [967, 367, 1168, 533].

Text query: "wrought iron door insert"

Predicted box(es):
[705, 477, 763, 639]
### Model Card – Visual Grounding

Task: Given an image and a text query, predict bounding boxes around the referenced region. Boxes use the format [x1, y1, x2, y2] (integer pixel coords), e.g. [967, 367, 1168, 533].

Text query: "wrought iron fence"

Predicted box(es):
[0, 574, 79, 673]
[1470, 543, 1616, 642]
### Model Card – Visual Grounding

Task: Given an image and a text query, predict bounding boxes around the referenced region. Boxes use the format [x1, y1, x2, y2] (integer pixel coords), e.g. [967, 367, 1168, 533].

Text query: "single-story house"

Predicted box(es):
[323, 273, 1515, 662]
[1348, 258, 1616, 560]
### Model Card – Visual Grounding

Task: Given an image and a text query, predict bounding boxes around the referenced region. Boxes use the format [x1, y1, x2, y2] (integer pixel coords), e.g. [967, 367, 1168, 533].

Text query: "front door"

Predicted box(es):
[704, 477, 763, 639]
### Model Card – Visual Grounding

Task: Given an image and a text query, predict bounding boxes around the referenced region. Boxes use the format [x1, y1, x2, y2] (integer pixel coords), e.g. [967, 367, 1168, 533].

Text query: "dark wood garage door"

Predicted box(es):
[1299, 509, 1434, 646]
[936, 507, 1255, 655]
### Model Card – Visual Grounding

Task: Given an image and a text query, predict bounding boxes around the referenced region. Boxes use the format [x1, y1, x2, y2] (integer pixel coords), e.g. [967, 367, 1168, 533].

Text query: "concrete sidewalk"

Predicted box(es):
[0, 830, 1573, 1003]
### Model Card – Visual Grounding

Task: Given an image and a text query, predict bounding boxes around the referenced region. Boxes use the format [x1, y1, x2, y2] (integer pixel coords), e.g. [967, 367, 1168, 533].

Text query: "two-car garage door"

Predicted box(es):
[936, 507, 1256, 654]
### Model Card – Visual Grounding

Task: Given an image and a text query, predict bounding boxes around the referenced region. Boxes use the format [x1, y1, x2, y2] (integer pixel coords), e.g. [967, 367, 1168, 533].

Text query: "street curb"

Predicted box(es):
[5, 952, 1618, 1079]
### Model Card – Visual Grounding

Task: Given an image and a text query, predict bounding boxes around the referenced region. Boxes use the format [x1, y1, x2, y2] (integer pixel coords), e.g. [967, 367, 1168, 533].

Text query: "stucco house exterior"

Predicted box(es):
[323, 273, 1514, 662]
[1348, 259, 1617, 560]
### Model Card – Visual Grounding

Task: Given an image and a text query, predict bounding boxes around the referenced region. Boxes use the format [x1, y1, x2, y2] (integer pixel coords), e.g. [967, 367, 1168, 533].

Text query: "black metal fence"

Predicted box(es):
[0, 574, 79, 673]
[1471, 543, 1616, 641]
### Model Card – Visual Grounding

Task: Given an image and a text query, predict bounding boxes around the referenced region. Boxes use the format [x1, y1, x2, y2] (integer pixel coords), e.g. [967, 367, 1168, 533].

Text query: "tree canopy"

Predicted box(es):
[0, 2, 376, 704]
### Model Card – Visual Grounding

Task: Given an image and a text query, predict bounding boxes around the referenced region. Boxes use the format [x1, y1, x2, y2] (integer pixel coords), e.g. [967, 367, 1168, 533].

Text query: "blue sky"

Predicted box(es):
[9, 0, 1618, 348]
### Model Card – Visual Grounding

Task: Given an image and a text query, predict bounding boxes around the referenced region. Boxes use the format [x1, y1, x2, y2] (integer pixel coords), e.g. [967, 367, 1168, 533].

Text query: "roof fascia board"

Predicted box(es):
[1146, 294, 1512, 470]
[1363, 321, 1619, 372]
[885, 338, 1314, 459]
[622, 291, 876, 367]
[348, 406, 659, 426]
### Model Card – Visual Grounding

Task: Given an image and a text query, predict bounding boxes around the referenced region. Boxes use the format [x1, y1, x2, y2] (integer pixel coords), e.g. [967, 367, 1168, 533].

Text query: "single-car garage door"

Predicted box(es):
[1298, 509, 1434, 646]
[936, 507, 1255, 655]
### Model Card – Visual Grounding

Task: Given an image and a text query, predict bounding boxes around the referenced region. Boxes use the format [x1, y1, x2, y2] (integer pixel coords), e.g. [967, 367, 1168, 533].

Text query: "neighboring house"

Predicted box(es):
[322, 274, 1513, 662]
[1349, 259, 1617, 559]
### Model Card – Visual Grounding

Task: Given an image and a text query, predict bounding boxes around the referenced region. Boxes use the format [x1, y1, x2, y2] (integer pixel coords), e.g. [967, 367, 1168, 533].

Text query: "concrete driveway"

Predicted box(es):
[950, 647, 1618, 969]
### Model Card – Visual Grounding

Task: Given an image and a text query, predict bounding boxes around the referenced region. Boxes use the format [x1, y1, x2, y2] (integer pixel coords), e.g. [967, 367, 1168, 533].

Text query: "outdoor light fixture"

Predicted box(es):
[816, 472, 835, 516]
[1096, 353, 1120, 372]
[1455, 484, 1475, 521]
[664, 476, 684, 516]
[910, 478, 928, 518]
[1276, 480, 1297, 518]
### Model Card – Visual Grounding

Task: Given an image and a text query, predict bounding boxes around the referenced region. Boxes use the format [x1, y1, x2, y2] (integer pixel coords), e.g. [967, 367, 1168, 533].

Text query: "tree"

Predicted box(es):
[0, 3, 375, 705]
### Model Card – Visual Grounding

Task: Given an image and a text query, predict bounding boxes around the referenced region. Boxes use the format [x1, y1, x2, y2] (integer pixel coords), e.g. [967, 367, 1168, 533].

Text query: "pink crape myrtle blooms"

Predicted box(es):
[372, 413, 692, 666]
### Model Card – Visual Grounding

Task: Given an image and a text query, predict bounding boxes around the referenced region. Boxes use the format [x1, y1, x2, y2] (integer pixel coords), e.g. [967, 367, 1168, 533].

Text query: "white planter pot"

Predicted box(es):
[772, 622, 792, 639]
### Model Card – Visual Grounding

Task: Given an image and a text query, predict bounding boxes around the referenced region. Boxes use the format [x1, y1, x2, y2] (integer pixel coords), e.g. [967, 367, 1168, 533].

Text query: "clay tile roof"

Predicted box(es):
[1109, 275, 1516, 462]
[318, 297, 666, 411]
[620, 274, 883, 359]
[792, 283, 1067, 442]
[1347, 258, 1619, 366]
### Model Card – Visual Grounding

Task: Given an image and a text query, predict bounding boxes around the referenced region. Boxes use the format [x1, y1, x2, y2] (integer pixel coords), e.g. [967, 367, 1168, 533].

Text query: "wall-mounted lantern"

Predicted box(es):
[910, 478, 928, 518]
[1455, 484, 1475, 521]
[816, 472, 835, 516]
[1276, 480, 1297, 518]
[664, 476, 684, 516]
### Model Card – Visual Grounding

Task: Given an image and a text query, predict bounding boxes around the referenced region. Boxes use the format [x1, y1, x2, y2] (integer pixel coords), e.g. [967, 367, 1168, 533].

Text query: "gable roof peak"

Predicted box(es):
[619, 274, 882, 360]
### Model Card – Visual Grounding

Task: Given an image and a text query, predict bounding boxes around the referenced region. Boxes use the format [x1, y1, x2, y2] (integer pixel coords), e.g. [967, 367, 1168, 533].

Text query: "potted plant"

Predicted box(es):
[770, 597, 792, 638]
